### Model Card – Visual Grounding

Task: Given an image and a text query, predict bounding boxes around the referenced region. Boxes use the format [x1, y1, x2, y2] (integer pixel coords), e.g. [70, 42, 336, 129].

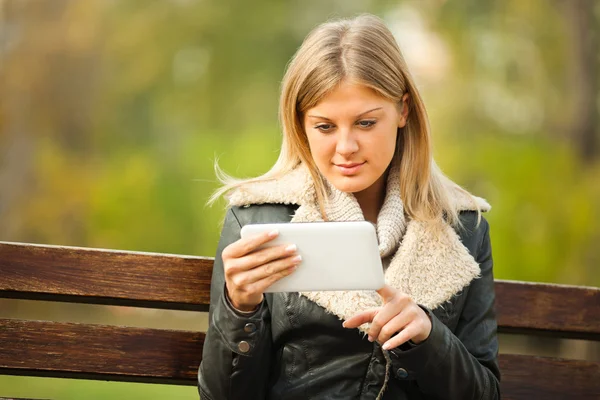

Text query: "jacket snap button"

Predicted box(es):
[244, 323, 257, 333]
[238, 341, 250, 353]
[396, 368, 409, 379]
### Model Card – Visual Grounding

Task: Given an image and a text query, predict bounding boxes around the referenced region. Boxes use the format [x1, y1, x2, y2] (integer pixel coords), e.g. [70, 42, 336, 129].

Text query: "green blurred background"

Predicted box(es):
[0, 0, 598, 398]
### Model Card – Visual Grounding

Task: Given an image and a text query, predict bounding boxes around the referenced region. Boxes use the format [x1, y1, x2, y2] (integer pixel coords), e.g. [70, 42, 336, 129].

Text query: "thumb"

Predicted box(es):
[376, 284, 397, 303]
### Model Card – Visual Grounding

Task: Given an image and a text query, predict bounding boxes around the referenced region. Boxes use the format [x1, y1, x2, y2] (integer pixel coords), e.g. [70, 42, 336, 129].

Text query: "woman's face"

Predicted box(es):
[303, 81, 408, 196]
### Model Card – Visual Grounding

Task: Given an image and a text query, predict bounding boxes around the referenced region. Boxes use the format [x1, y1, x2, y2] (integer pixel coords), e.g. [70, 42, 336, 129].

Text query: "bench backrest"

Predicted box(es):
[1, 241, 599, 399]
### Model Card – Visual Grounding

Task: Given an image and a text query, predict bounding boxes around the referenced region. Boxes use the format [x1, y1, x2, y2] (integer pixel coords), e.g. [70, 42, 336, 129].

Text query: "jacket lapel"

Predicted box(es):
[228, 164, 489, 332]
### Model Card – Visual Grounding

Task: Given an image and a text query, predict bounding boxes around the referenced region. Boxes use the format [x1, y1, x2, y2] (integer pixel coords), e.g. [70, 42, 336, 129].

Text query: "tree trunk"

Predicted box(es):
[563, 0, 599, 163]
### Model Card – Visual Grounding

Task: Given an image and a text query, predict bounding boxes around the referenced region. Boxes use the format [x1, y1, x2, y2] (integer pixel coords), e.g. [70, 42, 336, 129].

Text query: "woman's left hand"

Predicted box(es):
[342, 284, 432, 350]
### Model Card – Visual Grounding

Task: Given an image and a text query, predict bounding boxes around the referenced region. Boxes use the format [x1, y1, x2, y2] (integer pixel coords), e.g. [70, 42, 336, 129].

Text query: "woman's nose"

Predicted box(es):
[336, 131, 359, 156]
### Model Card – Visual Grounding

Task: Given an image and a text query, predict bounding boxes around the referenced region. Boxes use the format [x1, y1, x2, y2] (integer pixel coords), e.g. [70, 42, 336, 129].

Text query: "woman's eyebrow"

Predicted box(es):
[306, 107, 383, 120]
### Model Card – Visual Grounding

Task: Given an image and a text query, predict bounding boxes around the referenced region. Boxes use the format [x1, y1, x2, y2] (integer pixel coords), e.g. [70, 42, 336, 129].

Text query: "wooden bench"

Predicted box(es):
[0, 241, 599, 399]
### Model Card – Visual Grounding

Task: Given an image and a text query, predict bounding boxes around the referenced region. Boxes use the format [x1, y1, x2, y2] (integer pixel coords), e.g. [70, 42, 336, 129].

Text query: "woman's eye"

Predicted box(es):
[357, 120, 376, 128]
[315, 124, 334, 132]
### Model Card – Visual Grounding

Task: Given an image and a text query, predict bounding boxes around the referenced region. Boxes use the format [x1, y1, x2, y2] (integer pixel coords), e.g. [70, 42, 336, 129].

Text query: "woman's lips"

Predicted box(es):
[335, 162, 365, 175]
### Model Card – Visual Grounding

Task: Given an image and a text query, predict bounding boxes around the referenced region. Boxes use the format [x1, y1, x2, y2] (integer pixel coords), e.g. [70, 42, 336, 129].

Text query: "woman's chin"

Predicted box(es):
[328, 176, 371, 194]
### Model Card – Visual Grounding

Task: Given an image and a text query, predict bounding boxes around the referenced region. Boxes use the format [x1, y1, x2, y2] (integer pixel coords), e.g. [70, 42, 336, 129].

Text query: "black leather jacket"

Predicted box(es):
[198, 204, 500, 399]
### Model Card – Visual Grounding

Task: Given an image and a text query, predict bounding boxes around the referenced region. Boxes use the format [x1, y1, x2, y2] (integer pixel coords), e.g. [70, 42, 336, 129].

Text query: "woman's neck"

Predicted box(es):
[353, 172, 387, 225]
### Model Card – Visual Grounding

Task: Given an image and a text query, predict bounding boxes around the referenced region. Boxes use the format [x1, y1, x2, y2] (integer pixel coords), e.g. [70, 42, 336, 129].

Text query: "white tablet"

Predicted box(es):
[240, 221, 384, 292]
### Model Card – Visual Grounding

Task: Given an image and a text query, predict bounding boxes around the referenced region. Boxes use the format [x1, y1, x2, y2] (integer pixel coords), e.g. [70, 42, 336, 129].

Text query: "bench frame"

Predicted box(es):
[1, 241, 599, 399]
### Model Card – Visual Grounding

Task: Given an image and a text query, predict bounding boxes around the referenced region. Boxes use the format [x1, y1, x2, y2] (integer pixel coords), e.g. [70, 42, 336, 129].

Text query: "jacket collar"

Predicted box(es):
[228, 163, 490, 331]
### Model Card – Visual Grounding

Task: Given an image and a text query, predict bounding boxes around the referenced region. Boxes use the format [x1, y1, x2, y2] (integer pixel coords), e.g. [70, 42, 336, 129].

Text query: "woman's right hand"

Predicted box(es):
[222, 229, 302, 312]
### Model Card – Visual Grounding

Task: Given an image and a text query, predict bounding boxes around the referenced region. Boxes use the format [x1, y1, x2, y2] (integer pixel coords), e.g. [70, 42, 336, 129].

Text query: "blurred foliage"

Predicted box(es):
[0, 0, 598, 398]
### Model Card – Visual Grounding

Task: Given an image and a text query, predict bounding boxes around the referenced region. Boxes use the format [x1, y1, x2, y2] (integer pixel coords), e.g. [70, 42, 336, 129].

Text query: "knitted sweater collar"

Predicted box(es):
[323, 160, 405, 259]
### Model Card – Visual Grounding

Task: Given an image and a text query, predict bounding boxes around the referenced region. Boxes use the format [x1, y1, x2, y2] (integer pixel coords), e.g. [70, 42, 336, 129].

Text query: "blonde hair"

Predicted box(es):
[211, 14, 479, 227]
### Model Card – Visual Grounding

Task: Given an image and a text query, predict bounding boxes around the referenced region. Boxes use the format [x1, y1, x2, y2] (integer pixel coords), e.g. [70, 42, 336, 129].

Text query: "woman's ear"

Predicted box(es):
[398, 93, 410, 128]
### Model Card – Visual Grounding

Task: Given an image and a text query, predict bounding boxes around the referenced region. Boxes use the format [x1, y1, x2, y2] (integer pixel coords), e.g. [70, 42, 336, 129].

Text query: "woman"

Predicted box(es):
[198, 14, 500, 400]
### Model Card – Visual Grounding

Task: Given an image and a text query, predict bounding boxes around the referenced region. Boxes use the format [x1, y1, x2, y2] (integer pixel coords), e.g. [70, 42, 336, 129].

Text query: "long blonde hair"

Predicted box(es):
[211, 14, 479, 227]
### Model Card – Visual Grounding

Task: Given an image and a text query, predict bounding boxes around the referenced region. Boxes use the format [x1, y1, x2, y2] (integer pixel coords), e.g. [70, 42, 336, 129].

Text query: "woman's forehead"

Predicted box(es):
[306, 82, 393, 118]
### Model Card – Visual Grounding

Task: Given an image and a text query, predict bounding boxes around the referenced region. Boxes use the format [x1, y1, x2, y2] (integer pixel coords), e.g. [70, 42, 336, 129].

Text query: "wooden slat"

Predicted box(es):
[0, 319, 203, 385]
[2, 241, 600, 337]
[500, 354, 600, 399]
[0, 242, 213, 311]
[495, 280, 600, 340]
[1, 318, 599, 399]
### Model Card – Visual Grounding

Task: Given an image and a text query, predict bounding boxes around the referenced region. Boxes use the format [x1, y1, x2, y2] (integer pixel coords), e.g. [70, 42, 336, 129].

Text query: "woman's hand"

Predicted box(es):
[222, 229, 301, 312]
[343, 285, 432, 350]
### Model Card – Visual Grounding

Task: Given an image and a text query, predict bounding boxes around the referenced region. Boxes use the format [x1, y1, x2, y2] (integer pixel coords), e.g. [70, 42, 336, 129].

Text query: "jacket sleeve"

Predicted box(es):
[387, 217, 501, 399]
[198, 207, 273, 400]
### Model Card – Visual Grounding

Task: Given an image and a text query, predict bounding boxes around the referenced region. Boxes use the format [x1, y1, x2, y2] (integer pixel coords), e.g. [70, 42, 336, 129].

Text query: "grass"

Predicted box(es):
[0, 376, 198, 399]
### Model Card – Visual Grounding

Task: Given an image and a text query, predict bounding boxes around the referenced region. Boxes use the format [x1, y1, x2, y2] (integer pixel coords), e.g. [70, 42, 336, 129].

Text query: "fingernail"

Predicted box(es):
[268, 229, 279, 237]
[382, 342, 390, 350]
[292, 255, 302, 263]
[368, 335, 374, 342]
[342, 321, 347, 328]
[285, 244, 297, 252]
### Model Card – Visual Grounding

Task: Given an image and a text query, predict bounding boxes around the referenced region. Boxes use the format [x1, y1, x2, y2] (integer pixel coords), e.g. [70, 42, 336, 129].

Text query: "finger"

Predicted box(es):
[342, 308, 379, 329]
[376, 310, 412, 344]
[242, 253, 302, 284]
[228, 242, 297, 274]
[367, 299, 409, 342]
[381, 323, 420, 351]
[376, 284, 397, 303]
[243, 242, 298, 269]
[251, 263, 299, 293]
[223, 229, 280, 259]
